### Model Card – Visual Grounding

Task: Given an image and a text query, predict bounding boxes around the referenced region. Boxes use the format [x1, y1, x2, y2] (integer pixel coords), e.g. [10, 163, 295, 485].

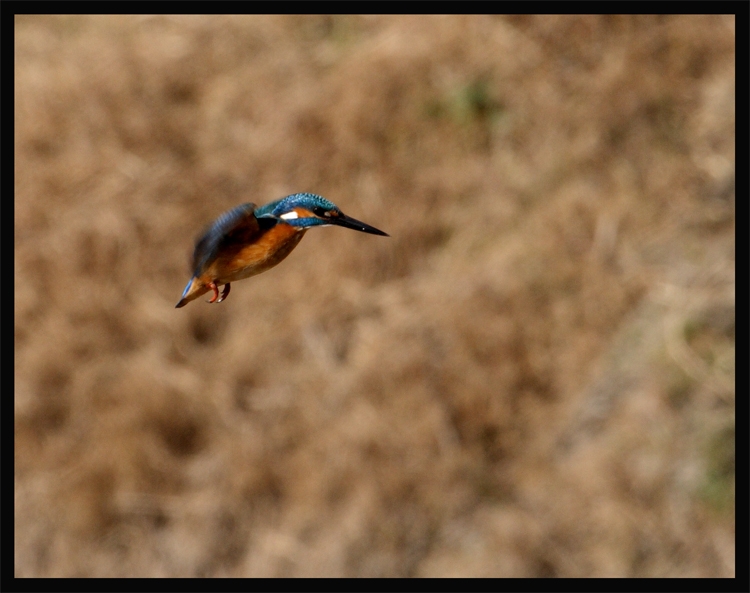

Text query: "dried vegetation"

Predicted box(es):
[14, 15, 734, 577]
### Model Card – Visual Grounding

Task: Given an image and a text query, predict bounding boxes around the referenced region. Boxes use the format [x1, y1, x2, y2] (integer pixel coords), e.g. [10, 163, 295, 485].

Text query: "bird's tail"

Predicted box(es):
[175, 277, 206, 308]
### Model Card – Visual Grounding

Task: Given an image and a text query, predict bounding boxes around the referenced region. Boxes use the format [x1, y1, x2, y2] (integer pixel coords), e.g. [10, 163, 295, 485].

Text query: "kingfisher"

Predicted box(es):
[175, 193, 388, 308]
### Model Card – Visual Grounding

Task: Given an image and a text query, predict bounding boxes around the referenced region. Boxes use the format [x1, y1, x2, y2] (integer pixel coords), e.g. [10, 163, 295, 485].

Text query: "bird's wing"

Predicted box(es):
[191, 202, 261, 275]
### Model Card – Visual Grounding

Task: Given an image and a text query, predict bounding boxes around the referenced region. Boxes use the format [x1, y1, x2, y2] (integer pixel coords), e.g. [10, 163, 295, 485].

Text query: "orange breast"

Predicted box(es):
[206, 224, 306, 285]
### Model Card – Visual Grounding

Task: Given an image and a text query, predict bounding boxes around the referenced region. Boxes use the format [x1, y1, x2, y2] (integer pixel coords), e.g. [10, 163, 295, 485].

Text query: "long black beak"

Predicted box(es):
[332, 213, 389, 236]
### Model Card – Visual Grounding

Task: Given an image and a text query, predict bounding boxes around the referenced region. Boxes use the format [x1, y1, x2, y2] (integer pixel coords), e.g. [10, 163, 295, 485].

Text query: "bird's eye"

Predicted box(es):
[313, 207, 332, 217]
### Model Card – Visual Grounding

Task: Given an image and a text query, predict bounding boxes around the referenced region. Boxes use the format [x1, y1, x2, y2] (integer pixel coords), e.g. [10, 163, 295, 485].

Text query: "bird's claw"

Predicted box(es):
[207, 282, 220, 303]
[206, 282, 230, 303]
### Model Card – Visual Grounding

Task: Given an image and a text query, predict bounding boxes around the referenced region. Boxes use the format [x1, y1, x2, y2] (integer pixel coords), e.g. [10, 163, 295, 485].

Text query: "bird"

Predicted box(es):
[175, 193, 389, 308]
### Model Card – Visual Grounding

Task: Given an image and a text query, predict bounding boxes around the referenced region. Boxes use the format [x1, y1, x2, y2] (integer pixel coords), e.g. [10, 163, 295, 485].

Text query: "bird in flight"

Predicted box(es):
[176, 193, 388, 308]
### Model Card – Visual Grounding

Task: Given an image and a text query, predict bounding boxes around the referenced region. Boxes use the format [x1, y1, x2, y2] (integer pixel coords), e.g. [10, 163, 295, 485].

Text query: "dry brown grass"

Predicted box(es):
[14, 15, 735, 577]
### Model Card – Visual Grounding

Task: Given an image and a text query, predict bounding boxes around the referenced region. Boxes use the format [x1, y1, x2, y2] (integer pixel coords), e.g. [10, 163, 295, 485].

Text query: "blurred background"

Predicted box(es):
[14, 15, 735, 577]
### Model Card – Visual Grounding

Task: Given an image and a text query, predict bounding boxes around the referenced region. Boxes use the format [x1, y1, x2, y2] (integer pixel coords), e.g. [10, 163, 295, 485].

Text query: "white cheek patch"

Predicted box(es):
[280, 211, 299, 220]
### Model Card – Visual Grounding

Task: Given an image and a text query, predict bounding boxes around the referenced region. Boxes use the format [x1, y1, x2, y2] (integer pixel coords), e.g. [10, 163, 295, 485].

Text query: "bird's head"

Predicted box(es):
[256, 193, 389, 236]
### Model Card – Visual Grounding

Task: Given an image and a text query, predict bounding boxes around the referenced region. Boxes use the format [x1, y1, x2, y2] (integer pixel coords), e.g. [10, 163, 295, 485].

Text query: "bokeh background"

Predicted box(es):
[14, 15, 735, 577]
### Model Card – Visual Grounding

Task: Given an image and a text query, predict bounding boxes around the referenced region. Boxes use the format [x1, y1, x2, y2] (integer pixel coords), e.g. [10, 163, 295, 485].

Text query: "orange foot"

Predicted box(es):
[207, 281, 231, 303]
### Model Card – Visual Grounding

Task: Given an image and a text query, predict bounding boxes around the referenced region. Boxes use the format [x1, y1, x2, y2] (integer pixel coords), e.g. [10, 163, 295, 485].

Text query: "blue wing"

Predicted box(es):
[191, 203, 261, 276]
